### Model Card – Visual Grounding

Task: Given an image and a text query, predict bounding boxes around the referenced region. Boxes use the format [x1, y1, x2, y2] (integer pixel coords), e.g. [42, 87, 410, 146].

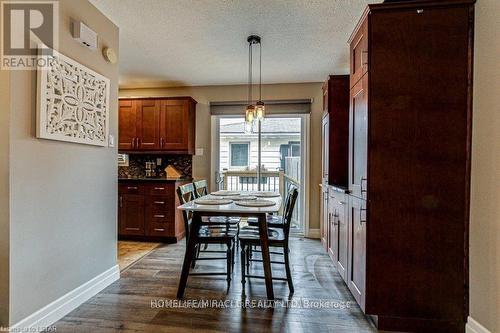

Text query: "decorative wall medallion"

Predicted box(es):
[37, 48, 110, 146]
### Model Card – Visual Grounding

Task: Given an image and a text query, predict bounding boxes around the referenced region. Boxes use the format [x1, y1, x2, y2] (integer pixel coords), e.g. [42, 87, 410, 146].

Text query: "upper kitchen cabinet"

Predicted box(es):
[118, 99, 137, 150]
[321, 75, 350, 188]
[118, 97, 197, 154]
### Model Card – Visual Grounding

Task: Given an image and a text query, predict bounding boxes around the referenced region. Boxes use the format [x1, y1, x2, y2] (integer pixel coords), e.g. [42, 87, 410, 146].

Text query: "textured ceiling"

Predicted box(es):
[90, 0, 380, 88]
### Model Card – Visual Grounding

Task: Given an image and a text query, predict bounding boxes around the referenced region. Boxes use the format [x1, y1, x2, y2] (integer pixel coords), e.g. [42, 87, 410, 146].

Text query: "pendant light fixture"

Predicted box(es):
[245, 35, 264, 126]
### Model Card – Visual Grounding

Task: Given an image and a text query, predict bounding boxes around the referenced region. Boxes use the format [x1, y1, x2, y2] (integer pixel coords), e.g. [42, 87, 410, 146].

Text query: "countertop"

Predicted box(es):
[118, 177, 193, 182]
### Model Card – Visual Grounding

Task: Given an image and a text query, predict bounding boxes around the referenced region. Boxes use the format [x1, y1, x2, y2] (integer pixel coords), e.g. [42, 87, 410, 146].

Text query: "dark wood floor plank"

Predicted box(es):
[51, 238, 377, 332]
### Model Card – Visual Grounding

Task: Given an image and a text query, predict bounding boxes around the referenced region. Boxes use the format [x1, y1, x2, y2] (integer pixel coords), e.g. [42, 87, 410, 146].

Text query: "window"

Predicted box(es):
[230, 143, 249, 167]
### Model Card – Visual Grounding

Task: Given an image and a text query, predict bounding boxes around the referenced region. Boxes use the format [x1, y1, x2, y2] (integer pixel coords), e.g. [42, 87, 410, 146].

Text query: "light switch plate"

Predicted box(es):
[195, 148, 204, 156]
[108, 135, 115, 147]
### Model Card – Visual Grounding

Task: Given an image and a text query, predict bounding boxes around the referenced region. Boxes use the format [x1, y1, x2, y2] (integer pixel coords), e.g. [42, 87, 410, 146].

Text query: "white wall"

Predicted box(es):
[469, 0, 500, 332]
[0, 60, 10, 327]
[6, 0, 119, 324]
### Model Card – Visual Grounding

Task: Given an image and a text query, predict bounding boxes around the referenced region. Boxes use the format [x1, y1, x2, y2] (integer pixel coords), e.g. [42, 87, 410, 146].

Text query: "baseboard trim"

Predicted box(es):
[10, 265, 120, 332]
[307, 228, 320, 239]
[466, 317, 491, 333]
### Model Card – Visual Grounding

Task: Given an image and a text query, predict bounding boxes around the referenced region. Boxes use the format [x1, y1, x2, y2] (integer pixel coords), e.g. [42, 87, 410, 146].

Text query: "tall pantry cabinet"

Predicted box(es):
[325, 1, 475, 332]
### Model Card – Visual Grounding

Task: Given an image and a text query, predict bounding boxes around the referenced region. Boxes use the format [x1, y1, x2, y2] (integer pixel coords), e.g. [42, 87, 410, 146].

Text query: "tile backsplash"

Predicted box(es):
[118, 154, 192, 178]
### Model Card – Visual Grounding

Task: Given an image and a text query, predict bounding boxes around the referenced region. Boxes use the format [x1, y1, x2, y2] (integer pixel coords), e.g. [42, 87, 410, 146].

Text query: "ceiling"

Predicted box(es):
[90, 0, 380, 88]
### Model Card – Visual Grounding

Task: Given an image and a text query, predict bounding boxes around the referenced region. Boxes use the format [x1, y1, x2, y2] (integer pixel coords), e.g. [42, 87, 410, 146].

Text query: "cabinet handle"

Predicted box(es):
[338, 201, 346, 205]
[127, 186, 138, 190]
[154, 201, 165, 204]
[125, 227, 140, 231]
[333, 213, 339, 225]
[137, 138, 141, 148]
[119, 196, 123, 208]
[160, 137, 164, 148]
[154, 214, 165, 218]
[154, 187, 165, 190]
[154, 228, 165, 232]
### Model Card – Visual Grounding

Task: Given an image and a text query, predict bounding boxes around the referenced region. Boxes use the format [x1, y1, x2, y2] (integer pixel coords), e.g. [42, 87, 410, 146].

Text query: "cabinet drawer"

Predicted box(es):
[147, 183, 174, 195]
[147, 222, 174, 237]
[119, 183, 145, 195]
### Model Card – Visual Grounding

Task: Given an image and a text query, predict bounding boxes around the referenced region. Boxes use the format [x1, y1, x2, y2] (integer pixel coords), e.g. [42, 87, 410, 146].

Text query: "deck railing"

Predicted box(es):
[221, 162, 301, 231]
[221, 170, 284, 193]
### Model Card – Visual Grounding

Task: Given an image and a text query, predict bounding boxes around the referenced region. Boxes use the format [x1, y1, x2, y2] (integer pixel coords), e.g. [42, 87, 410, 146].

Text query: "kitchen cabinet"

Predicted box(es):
[348, 75, 368, 200]
[321, 75, 350, 188]
[118, 180, 189, 242]
[346, 195, 366, 311]
[333, 190, 348, 282]
[321, 75, 349, 253]
[136, 99, 161, 150]
[342, 1, 475, 331]
[118, 194, 145, 236]
[320, 187, 329, 251]
[118, 100, 137, 150]
[118, 97, 197, 154]
[349, 16, 368, 88]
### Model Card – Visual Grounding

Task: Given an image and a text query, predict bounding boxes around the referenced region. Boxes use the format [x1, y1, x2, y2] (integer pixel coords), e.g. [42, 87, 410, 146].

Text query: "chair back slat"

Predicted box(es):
[282, 185, 299, 241]
[176, 183, 196, 244]
[193, 179, 209, 198]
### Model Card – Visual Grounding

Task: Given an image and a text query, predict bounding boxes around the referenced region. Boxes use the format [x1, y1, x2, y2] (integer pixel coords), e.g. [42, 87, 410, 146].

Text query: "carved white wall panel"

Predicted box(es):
[37, 49, 110, 146]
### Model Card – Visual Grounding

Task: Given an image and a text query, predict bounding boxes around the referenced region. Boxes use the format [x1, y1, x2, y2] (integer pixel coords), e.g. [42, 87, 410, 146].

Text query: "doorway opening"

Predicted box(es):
[213, 114, 309, 235]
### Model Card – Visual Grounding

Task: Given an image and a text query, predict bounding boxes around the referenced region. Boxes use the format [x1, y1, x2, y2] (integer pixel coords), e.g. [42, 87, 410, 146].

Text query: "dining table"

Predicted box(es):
[176, 191, 282, 300]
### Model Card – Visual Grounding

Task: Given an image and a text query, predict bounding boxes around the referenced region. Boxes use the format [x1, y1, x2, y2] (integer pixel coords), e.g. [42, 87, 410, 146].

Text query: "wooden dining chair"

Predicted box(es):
[239, 185, 299, 294]
[176, 183, 237, 289]
[192, 179, 241, 248]
[193, 179, 209, 198]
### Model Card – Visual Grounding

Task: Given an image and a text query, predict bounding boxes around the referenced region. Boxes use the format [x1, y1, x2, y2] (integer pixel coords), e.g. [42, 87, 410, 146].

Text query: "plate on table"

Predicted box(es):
[194, 199, 233, 205]
[225, 195, 257, 201]
[235, 199, 276, 207]
[251, 192, 281, 198]
[211, 190, 240, 196]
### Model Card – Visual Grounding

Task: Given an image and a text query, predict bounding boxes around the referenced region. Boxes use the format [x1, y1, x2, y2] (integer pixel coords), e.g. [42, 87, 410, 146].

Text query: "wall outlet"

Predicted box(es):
[195, 148, 204, 156]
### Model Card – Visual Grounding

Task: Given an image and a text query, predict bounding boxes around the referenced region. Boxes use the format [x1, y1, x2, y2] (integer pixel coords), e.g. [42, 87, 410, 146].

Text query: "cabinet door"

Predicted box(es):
[350, 18, 368, 88]
[328, 189, 338, 263]
[136, 99, 161, 150]
[321, 190, 329, 251]
[335, 193, 348, 282]
[118, 194, 145, 236]
[322, 114, 329, 183]
[160, 99, 189, 151]
[348, 75, 368, 199]
[118, 100, 137, 150]
[347, 195, 366, 311]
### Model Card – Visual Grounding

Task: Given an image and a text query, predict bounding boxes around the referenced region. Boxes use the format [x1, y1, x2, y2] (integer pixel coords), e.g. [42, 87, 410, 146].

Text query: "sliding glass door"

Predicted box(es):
[213, 114, 307, 235]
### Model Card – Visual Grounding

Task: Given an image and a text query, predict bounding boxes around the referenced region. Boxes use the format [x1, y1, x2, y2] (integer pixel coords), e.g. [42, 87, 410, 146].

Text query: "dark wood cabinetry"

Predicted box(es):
[321, 76, 350, 251]
[118, 194, 145, 236]
[351, 1, 474, 331]
[321, 75, 350, 188]
[119, 97, 197, 154]
[321, 1, 475, 332]
[118, 181, 188, 242]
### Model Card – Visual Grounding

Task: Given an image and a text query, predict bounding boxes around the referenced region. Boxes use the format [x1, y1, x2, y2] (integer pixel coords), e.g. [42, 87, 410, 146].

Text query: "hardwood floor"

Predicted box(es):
[53, 238, 376, 332]
[118, 241, 161, 271]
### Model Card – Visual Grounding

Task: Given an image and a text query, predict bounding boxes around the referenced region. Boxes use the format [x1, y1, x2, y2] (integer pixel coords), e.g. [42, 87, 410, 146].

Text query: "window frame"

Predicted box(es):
[229, 141, 250, 168]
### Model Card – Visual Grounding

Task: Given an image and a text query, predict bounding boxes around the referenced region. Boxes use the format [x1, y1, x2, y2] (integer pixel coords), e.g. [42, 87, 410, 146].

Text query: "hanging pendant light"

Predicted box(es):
[255, 38, 265, 120]
[245, 35, 264, 127]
